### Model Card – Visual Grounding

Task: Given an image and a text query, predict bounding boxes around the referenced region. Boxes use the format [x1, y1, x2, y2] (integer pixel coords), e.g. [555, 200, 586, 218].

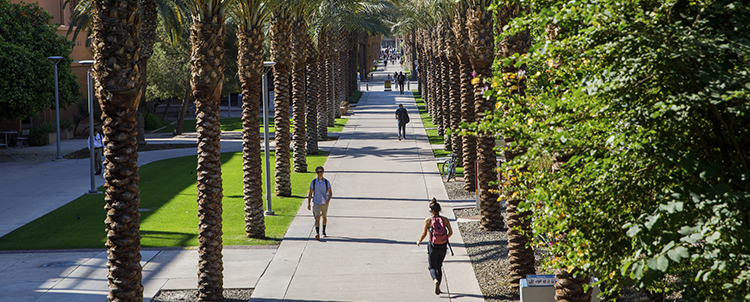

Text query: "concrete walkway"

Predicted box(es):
[0, 61, 483, 301]
[250, 63, 483, 301]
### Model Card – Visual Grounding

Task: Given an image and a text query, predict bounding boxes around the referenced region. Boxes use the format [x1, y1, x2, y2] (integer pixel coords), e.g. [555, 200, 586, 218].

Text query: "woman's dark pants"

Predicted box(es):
[428, 243, 447, 283]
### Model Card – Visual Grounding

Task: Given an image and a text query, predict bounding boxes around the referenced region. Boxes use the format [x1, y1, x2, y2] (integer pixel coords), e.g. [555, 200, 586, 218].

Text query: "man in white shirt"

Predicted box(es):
[88, 129, 104, 175]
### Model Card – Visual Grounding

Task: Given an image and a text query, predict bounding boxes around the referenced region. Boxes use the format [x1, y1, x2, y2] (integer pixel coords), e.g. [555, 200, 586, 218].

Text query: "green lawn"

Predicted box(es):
[157, 117, 275, 134]
[349, 91, 362, 104]
[157, 117, 349, 135]
[413, 90, 466, 177]
[0, 151, 329, 250]
[413, 91, 442, 145]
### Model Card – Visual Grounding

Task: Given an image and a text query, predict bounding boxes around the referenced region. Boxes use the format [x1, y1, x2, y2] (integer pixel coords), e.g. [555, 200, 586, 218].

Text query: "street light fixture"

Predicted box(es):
[75, 60, 100, 194]
[47, 56, 64, 160]
[263, 61, 276, 216]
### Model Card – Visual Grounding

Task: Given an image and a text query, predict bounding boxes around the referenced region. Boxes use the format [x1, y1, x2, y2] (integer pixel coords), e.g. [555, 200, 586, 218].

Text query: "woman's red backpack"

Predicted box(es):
[430, 216, 448, 244]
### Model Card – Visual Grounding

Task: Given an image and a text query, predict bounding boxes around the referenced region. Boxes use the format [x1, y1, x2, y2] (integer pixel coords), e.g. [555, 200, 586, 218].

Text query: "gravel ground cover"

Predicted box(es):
[152, 289, 253, 302]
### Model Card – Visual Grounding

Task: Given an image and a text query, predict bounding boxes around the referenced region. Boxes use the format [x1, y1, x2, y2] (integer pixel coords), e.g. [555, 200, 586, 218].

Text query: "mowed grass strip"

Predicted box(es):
[0, 151, 328, 250]
[413, 90, 463, 177]
[158, 117, 349, 135]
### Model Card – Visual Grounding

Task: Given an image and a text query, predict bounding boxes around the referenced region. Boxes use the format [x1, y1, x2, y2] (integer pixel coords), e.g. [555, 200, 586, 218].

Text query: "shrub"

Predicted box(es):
[144, 113, 166, 131]
[28, 122, 55, 146]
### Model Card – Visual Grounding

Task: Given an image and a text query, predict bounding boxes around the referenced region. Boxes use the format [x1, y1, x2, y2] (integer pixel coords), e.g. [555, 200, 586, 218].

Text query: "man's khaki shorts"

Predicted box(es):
[312, 203, 329, 217]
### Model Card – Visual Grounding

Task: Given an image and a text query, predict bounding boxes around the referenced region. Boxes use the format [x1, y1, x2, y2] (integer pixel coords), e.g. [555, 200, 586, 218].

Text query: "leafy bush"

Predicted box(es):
[144, 113, 167, 131]
[27, 122, 55, 146]
[477, 0, 750, 300]
[0, 0, 80, 121]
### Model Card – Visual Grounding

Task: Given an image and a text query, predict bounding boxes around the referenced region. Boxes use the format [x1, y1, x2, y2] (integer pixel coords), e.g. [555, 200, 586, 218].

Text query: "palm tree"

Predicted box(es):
[290, 3, 314, 173]
[444, 19, 462, 160]
[270, 6, 293, 196]
[495, 3, 535, 284]
[450, 2, 476, 192]
[90, 0, 144, 300]
[68, 0, 189, 147]
[467, 0, 503, 230]
[316, 30, 330, 141]
[232, 0, 271, 239]
[439, 22, 452, 150]
[305, 32, 320, 154]
[185, 0, 231, 298]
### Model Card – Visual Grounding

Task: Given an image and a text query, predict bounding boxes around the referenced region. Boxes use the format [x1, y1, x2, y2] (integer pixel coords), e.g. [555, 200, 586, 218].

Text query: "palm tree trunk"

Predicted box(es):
[334, 51, 344, 119]
[328, 54, 337, 126]
[317, 55, 328, 140]
[507, 197, 535, 283]
[270, 14, 292, 196]
[306, 47, 319, 154]
[91, 0, 143, 300]
[447, 37, 462, 162]
[290, 19, 307, 173]
[440, 54, 451, 150]
[495, 3, 535, 283]
[237, 25, 265, 239]
[190, 17, 226, 301]
[468, 4, 503, 231]
[453, 12, 476, 192]
[306, 63, 319, 153]
[135, 0, 157, 147]
[555, 268, 592, 302]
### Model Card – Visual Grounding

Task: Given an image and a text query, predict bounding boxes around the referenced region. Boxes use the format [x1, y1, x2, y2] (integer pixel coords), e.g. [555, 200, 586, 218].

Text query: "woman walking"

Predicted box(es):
[417, 198, 453, 295]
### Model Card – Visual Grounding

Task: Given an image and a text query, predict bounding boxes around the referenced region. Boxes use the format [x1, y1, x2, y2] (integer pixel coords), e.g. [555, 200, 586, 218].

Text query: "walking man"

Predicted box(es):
[397, 72, 406, 94]
[395, 104, 410, 140]
[88, 128, 104, 175]
[307, 166, 332, 240]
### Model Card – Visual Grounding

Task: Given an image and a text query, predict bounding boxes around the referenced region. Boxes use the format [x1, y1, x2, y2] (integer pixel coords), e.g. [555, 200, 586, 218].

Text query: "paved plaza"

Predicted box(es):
[0, 62, 483, 301]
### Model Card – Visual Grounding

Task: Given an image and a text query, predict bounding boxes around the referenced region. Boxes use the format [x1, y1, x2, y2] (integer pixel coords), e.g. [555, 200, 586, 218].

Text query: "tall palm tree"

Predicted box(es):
[438, 21, 451, 150]
[90, 0, 145, 301]
[444, 20, 462, 159]
[493, 3, 535, 284]
[450, 2, 476, 192]
[135, 0, 158, 147]
[290, 2, 314, 173]
[232, 0, 271, 239]
[316, 30, 330, 141]
[270, 6, 293, 196]
[68, 0, 189, 146]
[185, 0, 231, 298]
[305, 32, 320, 154]
[467, 0, 503, 230]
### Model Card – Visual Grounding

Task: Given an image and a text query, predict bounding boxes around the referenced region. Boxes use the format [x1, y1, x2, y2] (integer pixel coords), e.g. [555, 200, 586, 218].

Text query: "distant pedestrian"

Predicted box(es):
[417, 198, 453, 295]
[87, 128, 104, 175]
[307, 166, 333, 240]
[397, 72, 406, 94]
[393, 72, 399, 89]
[395, 104, 409, 140]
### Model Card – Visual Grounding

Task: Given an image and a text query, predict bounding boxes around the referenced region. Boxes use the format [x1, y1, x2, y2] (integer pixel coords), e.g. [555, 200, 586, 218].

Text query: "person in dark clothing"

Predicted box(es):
[395, 104, 409, 140]
[397, 72, 406, 94]
[417, 198, 453, 295]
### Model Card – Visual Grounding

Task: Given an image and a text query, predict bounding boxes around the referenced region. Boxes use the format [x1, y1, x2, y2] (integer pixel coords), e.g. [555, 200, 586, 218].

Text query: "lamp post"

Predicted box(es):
[75, 60, 99, 194]
[47, 56, 64, 160]
[263, 61, 276, 216]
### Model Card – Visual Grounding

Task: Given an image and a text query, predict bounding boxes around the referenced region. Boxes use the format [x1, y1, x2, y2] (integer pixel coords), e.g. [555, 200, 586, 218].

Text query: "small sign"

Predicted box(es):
[384, 80, 392, 91]
[526, 275, 556, 287]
